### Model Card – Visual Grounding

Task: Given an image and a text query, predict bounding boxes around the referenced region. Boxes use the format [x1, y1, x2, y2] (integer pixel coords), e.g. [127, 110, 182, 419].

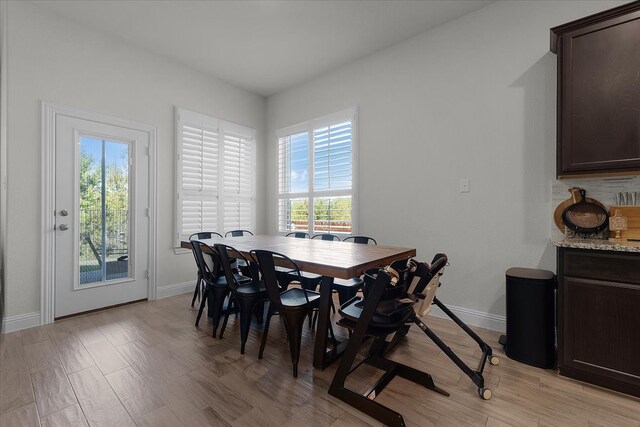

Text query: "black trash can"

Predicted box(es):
[501, 267, 556, 369]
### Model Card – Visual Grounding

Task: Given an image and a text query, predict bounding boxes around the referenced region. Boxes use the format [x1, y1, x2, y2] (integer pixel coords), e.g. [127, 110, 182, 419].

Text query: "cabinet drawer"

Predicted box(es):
[562, 249, 640, 284]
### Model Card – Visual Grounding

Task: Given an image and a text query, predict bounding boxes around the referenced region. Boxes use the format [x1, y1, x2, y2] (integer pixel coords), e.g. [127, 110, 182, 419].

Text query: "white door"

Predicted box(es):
[54, 115, 149, 318]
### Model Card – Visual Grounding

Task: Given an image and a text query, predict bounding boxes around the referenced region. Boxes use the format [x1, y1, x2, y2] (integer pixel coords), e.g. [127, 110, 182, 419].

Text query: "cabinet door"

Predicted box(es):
[558, 10, 640, 175]
[561, 276, 640, 396]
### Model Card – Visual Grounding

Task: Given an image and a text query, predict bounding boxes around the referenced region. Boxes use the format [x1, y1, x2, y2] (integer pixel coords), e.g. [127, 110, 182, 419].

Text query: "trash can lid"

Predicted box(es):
[506, 267, 555, 281]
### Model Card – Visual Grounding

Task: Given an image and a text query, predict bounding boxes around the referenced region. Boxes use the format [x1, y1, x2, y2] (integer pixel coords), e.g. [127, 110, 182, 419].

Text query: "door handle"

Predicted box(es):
[58, 224, 69, 231]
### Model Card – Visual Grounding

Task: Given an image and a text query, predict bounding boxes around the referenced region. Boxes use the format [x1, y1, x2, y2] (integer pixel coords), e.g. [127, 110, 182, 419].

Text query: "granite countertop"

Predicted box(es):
[552, 237, 640, 253]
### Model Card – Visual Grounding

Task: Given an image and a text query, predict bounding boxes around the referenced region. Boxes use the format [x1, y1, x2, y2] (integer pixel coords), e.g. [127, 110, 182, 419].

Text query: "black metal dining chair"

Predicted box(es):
[279, 232, 324, 292]
[343, 235, 377, 245]
[311, 233, 341, 241]
[251, 249, 335, 377]
[216, 243, 266, 354]
[225, 229, 254, 237]
[224, 229, 254, 274]
[192, 240, 251, 338]
[285, 231, 310, 238]
[188, 231, 223, 307]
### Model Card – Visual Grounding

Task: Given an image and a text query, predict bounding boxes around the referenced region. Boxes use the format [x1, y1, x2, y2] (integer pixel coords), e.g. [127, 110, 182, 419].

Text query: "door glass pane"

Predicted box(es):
[79, 136, 130, 285]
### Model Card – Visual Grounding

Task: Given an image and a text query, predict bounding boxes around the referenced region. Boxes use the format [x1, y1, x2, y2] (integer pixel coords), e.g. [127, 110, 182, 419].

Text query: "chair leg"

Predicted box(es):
[281, 309, 309, 377]
[191, 273, 202, 308]
[210, 286, 228, 338]
[219, 294, 236, 339]
[254, 299, 265, 324]
[238, 295, 259, 355]
[258, 307, 274, 359]
[195, 285, 209, 327]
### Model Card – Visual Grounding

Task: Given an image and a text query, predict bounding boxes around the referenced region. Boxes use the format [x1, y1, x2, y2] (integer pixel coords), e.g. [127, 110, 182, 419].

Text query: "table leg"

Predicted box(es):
[313, 276, 349, 370]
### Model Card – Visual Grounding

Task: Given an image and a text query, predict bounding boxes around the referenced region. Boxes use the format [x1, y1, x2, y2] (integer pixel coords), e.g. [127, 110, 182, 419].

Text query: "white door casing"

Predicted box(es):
[55, 116, 147, 316]
[42, 103, 157, 322]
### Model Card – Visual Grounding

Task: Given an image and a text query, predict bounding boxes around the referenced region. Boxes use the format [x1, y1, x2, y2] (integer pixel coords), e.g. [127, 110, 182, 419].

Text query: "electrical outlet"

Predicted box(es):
[459, 178, 470, 193]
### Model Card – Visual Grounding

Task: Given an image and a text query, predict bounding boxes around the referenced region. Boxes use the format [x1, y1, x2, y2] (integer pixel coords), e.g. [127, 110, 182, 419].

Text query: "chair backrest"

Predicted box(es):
[311, 233, 341, 241]
[214, 243, 258, 290]
[188, 232, 222, 273]
[251, 249, 309, 308]
[343, 235, 377, 245]
[409, 253, 448, 317]
[189, 231, 223, 240]
[225, 229, 254, 237]
[285, 231, 310, 239]
[414, 254, 446, 292]
[190, 240, 221, 284]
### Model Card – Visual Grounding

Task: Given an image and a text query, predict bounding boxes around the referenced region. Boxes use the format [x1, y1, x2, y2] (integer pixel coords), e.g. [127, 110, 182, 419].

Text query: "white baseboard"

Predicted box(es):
[0, 291, 503, 334]
[1, 311, 41, 333]
[156, 281, 194, 299]
[430, 304, 506, 333]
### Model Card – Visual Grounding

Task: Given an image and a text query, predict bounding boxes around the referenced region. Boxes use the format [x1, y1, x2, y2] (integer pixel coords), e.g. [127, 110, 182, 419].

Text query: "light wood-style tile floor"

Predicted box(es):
[1, 293, 639, 426]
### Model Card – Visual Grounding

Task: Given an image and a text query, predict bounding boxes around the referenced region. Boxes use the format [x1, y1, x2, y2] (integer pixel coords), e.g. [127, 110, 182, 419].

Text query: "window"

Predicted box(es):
[175, 107, 255, 244]
[277, 108, 357, 235]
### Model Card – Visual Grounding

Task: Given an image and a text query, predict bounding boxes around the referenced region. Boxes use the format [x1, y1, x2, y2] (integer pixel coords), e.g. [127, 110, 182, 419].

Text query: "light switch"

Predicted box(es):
[459, 178, 470, 193]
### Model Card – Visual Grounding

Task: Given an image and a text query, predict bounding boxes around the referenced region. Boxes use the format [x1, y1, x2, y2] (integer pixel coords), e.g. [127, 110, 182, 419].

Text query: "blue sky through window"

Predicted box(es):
[81, 136, 129, 172]
[287, 121, 352, 193]
[289, 131, 309, 193]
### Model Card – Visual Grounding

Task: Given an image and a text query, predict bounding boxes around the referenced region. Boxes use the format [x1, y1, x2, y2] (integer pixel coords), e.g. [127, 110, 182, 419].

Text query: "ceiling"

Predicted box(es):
[33, 0, 494, 97]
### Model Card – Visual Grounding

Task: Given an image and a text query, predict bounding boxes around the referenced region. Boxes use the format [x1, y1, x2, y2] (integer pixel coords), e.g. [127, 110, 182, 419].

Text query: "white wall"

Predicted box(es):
[266, 0, 626, 323]
[3, 1, 266, 319]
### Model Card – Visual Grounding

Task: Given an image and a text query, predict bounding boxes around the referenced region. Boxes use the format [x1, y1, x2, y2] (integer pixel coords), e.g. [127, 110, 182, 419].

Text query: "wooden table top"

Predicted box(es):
[181, 235, 416, 279]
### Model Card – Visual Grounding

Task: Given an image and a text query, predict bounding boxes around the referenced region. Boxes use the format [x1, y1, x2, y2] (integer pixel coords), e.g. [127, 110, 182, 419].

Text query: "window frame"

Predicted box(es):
[276, 107, 358, 236]
[175, 107, 256, 247]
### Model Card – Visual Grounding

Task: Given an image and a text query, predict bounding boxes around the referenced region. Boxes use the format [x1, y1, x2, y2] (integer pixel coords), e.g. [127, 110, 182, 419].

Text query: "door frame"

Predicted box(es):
[41, 102, 158, 324]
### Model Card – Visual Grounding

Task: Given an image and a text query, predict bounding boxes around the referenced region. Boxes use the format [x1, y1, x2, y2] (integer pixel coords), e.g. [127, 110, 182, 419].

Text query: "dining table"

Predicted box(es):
[181, 234, 416, 370]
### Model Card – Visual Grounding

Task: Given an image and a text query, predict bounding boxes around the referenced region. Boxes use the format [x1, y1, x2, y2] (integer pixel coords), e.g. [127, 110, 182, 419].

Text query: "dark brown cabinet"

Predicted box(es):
[551, 3, 640, 177]
[557, 247, 640, 397]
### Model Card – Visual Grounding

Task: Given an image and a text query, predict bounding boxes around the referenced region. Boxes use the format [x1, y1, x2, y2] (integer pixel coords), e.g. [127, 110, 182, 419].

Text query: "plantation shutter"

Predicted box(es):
[177, 109, 219, 240]
[313, 121, 352, 192]
[277, 134, 293, 232]
[276, 108, 356, 235]
[311, 121, 353, 233]
[176, 108, 256, 244]
[221, 123, 255, 232]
